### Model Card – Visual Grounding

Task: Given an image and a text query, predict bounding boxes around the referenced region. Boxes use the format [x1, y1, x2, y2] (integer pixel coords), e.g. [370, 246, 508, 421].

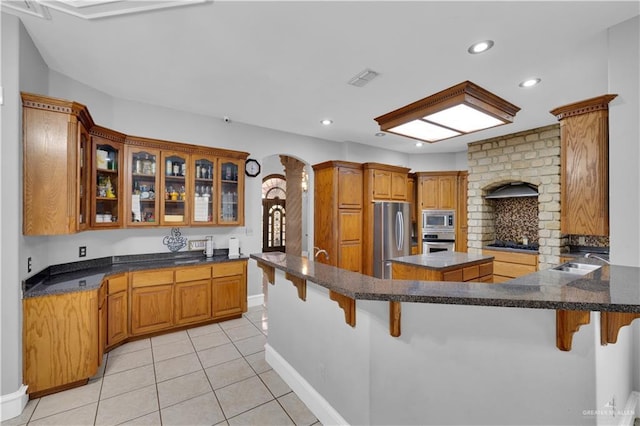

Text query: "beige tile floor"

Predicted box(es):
[4, 306, 320, 426]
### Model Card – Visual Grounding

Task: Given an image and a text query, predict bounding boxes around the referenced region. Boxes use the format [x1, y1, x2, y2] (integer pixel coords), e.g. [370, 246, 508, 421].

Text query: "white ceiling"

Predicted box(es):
[5, 1, 639, 154]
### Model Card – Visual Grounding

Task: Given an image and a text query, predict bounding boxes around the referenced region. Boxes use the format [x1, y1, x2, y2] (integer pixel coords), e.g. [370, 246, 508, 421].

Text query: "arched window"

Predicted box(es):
[262, 174, 286, 252]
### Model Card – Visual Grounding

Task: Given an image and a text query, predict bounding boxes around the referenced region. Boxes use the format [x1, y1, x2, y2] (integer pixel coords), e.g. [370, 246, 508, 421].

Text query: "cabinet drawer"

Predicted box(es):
[108, 274, 128, 294]
[479, 262, 493, 277]
[462, 265, 479, 281]
[493, 261, 537, 278]
[131, 269, 174, 288]
[176, 266, 211, 283]
[212, 261, 244, 278]
[442, 268, 463, 282]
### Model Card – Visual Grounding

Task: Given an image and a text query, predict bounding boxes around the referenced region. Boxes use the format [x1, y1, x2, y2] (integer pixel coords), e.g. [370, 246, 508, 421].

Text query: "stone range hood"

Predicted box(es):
[466, 124, 564, 270]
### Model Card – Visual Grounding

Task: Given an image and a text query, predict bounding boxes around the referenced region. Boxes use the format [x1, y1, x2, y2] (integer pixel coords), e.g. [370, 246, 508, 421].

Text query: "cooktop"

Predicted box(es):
[486, 240, 539, 251]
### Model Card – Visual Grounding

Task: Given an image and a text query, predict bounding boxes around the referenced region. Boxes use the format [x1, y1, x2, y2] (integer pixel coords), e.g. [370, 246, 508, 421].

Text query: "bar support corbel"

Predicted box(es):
[285, 272, 306, 301]
[329, 291, 355, 327]
[256, 261, 275, 285]
[390, 301, 401, 337]
[556, 310, 590, 351]
[600, 312, 640, 345]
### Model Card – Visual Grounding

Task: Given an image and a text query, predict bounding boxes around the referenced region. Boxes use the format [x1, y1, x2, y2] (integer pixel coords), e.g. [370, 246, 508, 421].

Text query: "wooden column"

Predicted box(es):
[280, 156, 305, 256]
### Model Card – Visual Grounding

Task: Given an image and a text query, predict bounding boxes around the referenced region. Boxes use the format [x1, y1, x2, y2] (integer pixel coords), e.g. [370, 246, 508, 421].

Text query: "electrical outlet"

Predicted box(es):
[79, 246, 87, 257]
[27, 257, 32, 273]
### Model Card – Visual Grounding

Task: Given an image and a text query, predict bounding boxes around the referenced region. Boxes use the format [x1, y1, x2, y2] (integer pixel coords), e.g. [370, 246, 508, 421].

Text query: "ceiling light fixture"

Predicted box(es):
[375, 132, 386, 137]
[415, 142, 423, 147]
[374, 81, 520, 143]
[320, 119, 333, 126]
[519, 78, 541, 88]
[468, 40, 494, 54]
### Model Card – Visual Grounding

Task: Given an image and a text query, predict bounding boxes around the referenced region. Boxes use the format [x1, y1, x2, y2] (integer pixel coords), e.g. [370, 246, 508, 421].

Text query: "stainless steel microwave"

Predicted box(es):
[422, 210, 455, 230]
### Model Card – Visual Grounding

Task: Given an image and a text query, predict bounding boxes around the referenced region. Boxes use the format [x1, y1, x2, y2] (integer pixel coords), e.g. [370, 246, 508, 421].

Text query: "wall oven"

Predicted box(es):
[422, 209, 455, 232]
[423, 231, 455, 254]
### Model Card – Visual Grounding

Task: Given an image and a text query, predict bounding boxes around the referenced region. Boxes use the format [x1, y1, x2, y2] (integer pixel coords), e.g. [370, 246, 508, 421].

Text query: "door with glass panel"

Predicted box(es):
[191, 155, 216, 225]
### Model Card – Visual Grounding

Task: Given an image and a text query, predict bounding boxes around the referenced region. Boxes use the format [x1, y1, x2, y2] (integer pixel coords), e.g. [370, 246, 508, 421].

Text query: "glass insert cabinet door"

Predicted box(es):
[218, 159, 243, 225]
[125, 146, 159, 226]
[92, 138, 123, 228]
[161, 151, 189, 226]
[191, 155, 215, 224]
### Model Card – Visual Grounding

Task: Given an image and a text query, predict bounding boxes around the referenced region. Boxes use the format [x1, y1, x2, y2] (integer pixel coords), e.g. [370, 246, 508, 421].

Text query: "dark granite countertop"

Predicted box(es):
[390, 251, 494, 271]
[250, 252, 640, 313]
[24, 250, 248, 298]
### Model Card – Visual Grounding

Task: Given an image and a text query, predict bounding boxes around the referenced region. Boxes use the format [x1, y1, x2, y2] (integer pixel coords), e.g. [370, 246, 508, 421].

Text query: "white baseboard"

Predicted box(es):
[619, 391, 640, 426]
[265, 344, 348, 426]
[247, 293, 264, 308]
[0, 384, 28, 421]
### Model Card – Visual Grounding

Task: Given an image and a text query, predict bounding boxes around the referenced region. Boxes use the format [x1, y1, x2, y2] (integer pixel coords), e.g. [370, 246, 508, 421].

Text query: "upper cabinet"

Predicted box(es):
[550, 95, 616, 236]
[417, 172, 458, 210]
[124, 145, 160, 227]
[22, 93, 94, 235]
[364, 163, 409, 201]
[218, 158, 244, 226]
[22, 93, 249, 235]
[91, 126, 125, 228]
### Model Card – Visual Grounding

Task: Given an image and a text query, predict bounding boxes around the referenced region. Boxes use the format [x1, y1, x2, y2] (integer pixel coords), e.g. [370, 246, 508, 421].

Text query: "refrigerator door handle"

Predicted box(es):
[396, 211, 404, 251]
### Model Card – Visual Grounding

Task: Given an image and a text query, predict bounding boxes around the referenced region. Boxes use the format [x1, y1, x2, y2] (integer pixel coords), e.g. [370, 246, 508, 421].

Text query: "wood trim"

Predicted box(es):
[256, 261, 275, 285]
[362, 162, 411, 174]
[550, 94, 617, 120]
[285, 272, 306, 301]
[329, 291, 356, 327]
[600, 312, 640, 345]
[390, 301, 401, 337]
[556, 310, 590, 351]
[312, 160, 363, 172]
[125, 135, 249, 159]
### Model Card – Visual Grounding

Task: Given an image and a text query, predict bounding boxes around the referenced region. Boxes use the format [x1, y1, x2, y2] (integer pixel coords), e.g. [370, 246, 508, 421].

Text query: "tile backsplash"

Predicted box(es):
[567, 234, 610, 248]
[493, 197, 539, 243]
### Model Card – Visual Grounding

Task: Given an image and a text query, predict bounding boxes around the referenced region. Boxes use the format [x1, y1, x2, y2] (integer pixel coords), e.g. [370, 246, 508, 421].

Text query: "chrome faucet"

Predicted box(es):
[584, 253, 610, 264]
[314, 248, 329, 261]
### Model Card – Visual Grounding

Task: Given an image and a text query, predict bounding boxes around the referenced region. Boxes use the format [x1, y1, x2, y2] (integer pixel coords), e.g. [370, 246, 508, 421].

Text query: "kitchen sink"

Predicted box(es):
[551, 262, 602, 275]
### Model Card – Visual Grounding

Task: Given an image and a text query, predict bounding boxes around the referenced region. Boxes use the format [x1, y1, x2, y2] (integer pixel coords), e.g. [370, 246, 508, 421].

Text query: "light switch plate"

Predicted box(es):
[188, 239, 206, 251]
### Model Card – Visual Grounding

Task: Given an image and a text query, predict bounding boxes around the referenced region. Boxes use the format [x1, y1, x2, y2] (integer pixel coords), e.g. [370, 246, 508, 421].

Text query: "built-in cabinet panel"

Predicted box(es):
[125, 146, 161, 226]
[551, 95, 615, 236]
[107, 274, 128, 348]
[482, 249, 538, 283]
[130, 284, 174, 335]
[175, 280, 212, 325]
[91, 131, 125, 228]
[22, 93, 93, 235]
[418, 173, 457, 210]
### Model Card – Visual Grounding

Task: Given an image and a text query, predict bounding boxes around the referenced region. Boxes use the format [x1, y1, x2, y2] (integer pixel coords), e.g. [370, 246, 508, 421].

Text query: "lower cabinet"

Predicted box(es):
[482, 249, 538, 283]
[107, 274, 128, 348]
[23, 290, 100, 396]
[212, 261, 247, 318]
[24, 259, 247, 397]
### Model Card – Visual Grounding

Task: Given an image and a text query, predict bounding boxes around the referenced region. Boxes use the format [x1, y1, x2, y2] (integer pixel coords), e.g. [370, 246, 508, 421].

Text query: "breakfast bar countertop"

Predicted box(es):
[250, 252, 640, 313]
[389, 251, 494, 270]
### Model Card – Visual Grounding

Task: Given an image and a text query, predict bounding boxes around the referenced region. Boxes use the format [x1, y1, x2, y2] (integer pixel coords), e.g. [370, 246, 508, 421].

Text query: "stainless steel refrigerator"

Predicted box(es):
[373, 201, 411, 279]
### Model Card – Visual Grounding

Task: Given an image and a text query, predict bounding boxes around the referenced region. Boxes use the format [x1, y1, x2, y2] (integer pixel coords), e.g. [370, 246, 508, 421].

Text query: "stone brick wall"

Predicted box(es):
[467, 124, 564, 270]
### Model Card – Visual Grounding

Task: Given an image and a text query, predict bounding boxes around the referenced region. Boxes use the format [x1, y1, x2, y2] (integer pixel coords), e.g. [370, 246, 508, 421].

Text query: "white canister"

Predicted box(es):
[204, 236, 214, 258]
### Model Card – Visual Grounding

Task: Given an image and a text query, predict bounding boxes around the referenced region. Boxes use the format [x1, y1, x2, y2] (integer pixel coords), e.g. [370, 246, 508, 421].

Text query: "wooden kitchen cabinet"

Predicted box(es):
[175, 266, 212, 325]
[23, 290, 99, 396]
[22, 93, 93, 235]
[313, 161, 364, 272]
[98, 283, 107, 367]
[91, 127, 125, 228]
[161, 151, 190, 226]
[482, 249, 538, 283]
[456, 171, 468, 252]
[106, 273, 128, 348]
[417, 172, 458, 210]
[218, 158, 245, 225]
[550, 95, 616, 236]
[124, 145, 161, 226]
[212, 261, 247, 318]
[191, 154, 217, 225]
[407, 174, 416, 223]
[130, 269, 175, 335]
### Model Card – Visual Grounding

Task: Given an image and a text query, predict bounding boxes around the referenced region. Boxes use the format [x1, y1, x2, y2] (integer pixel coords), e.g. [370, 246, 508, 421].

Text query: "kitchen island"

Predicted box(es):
[390, 251, 494, 282]
[252, 252, 640, 426]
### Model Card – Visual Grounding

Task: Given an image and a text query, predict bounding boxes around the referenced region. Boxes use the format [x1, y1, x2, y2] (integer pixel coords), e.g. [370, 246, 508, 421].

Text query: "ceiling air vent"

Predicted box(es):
[348, 69, 379, 87]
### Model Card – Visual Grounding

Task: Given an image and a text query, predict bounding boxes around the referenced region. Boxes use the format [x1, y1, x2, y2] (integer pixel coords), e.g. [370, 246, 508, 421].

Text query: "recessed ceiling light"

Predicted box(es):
[375, 132, 386, 137]
[320, 119, 333, 126]
[519, 78, 541, 88]
[468, 40, 494, 54]
[415, 142, 423, 147]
